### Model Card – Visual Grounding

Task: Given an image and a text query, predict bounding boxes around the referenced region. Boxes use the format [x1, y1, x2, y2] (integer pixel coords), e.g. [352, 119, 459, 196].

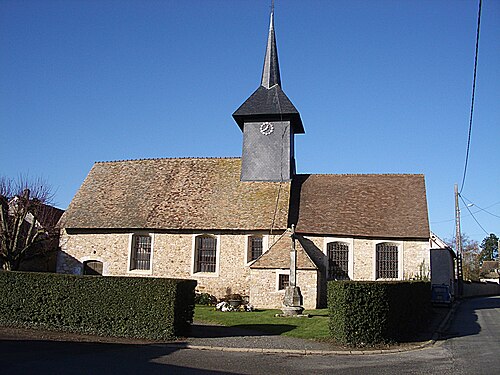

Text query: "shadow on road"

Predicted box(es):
[440, 295, 500, 340]
[0, 338, 234, 375]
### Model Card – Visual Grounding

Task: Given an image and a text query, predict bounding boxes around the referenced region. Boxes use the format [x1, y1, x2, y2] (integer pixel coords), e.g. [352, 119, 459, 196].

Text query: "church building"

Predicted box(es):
[57, 9, 430, 309]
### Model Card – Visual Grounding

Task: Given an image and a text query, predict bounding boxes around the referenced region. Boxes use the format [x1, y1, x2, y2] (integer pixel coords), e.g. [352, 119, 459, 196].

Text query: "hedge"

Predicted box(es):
[0, 271, 196, 340]
[328, 281, 431, 346]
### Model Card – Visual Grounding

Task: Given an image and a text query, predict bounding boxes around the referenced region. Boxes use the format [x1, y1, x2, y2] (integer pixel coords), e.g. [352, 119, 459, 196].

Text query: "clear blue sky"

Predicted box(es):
[1, 0, 498, 245]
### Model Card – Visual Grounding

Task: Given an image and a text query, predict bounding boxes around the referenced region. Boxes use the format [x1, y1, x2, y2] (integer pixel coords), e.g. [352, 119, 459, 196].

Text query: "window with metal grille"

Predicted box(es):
[249, 236, 263, 261]
[278, 274, 289, 290]
[376, 243, 399, 279]
[83, 260, 103, 275]
[195, 236, 217, 273]
[327, 242, 349, 280]
[130, 235, 152, 270]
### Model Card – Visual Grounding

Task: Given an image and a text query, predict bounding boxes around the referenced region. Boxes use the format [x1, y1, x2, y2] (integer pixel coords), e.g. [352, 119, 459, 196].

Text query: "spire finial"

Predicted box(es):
[261, 2, 281, 89]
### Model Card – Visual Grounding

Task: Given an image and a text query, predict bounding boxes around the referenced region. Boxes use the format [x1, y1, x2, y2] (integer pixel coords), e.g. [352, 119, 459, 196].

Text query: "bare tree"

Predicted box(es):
[0, 176, 63, 271]
[445, 234, 481, 281]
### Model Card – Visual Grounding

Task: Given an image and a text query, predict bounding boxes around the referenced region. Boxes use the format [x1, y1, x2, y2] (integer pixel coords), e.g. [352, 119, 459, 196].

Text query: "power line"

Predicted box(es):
[459, 0, 482, 194]
[431, 199, 500, 224]
[459, 193, 489, 236]
[460, 196, 500, 219]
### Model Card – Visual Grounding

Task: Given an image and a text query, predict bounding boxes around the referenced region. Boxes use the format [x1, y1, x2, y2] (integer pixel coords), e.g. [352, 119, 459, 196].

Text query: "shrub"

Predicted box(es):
[0, 271, 196, 340]
[328, 281, 431, 346]
[195, 292, 217, 305]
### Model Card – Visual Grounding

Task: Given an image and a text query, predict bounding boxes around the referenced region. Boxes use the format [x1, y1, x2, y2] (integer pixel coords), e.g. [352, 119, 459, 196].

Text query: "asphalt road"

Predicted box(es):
[2, 296, 499, 374]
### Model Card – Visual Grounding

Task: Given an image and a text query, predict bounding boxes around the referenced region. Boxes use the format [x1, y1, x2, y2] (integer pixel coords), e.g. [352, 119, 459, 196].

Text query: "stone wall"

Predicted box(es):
[58, 229, 429, 309]
[58, 230, 296, 305]
[463, 281, 500, 298]
[249, 268, 318, 309]
[300, 235, 430, 281]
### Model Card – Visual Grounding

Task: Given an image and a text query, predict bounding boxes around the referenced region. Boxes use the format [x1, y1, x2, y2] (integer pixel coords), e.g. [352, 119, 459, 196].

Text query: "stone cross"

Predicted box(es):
[282, 224, 304, 315]
[290, 224, 297, 288]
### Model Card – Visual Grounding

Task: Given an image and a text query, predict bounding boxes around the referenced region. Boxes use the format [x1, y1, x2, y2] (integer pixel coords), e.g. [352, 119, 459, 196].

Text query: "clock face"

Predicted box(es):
[259, 122, 274, 135]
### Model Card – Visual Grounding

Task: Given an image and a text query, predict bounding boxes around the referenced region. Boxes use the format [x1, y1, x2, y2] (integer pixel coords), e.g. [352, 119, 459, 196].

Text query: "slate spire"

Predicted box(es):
[261, 10, 281, 89]
[233, 6, 304, 134]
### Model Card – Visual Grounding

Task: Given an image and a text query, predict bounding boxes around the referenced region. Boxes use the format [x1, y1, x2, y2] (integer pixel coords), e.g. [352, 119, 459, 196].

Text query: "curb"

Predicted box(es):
[431, 300, 460, 342]
[169, 305, 459, 356]
[165, 338, 436, 356]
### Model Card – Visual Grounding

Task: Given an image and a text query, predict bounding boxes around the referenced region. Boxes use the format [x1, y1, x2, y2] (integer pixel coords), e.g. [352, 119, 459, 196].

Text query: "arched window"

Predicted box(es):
[83, 260, 103, 276]
[376, 242, 399, 279]
[195, 235, 217, 273]
[327, 242, 349, 280]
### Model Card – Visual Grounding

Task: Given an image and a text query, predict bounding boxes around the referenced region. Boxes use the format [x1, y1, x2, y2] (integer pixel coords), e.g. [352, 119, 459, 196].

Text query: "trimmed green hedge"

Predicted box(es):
[328, 281, 431, 346]
[0, 271, 196, 340]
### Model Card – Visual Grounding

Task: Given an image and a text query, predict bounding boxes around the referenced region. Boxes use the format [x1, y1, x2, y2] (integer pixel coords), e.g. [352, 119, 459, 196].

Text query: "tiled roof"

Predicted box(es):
[59, 158, 290, 231]
[290, 174, 430, 239]
[250, 230, 318, 270]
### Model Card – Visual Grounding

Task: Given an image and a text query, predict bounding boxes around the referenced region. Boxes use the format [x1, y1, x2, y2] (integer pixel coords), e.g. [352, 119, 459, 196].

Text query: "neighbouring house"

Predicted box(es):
[1, 192, 64, 272]
[430, 232, 456, 297]
[480, 260, 499, 284]
[57, 9, 431, 309]
[18, 202, 64, 272]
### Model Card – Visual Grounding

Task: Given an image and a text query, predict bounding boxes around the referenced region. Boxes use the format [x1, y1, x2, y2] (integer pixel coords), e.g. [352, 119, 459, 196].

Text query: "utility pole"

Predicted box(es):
[455, 184, 463, 297]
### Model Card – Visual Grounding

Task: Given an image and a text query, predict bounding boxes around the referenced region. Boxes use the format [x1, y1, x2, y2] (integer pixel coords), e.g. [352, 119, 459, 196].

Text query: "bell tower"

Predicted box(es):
[233, 9, 304, 182]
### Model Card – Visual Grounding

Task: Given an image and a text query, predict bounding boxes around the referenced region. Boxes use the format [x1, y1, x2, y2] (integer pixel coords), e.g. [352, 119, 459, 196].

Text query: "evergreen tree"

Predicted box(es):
[479, 233, 499, 264]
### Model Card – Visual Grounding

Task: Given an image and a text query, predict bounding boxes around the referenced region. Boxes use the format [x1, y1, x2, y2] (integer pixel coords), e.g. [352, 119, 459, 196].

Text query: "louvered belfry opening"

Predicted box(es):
[195, 236, 217, 273]
[131, 235, 152, 270]
[327, 242, 349, 280]
[376, 242, 399, 279]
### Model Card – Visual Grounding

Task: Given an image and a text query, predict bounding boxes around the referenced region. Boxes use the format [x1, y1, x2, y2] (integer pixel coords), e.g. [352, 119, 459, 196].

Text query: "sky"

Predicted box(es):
[1, 0, 499, 246]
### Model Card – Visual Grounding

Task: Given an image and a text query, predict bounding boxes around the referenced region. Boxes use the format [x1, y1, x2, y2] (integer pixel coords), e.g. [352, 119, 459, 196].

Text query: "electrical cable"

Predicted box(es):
[431, 200, 500, 224]
[459, 0, 482, 194]
[460, 196, 500, 219]
[459, 193, 489, 236]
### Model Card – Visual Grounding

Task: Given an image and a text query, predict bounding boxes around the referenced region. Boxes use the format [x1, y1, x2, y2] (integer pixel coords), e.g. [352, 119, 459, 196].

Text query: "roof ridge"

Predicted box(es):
[302, 173, 425, 177]
[95, 156, 241, 164]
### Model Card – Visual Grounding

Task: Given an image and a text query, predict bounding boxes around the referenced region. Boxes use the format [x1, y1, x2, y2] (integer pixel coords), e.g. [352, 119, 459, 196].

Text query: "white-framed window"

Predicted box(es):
[276, 270, 290, 291]
[192, 234, 220, 276]
[323, 237, 354, 280]
[127, 233, 154, 273]
[245, 234, 269, 264]
[374, 241, 403, 280]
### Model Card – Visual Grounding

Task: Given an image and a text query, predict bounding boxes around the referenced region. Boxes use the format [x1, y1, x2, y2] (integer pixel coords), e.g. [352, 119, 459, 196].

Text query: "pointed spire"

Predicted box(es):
[233, 3, 304, 134]
[261, 9, 281, 89]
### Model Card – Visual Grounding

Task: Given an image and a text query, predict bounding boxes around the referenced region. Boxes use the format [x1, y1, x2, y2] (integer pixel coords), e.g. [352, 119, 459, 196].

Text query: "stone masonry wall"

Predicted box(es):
[249, 268, 318, 309]
[59, 230, 316, 306]
[58, 229, 429, 309]
[301, 235, 430, 281]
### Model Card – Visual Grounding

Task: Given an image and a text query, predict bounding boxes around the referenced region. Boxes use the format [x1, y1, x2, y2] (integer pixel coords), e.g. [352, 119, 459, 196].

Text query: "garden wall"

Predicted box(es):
[462, 280, 500, 298]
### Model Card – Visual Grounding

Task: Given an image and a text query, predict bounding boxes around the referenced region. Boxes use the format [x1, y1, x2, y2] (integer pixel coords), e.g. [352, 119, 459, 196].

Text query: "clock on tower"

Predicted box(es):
[233, 9, 304, 182]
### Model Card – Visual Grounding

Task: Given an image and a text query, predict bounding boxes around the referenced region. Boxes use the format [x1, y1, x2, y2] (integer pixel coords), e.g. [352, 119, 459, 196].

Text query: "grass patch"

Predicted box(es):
[194, 305, 329, 340]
